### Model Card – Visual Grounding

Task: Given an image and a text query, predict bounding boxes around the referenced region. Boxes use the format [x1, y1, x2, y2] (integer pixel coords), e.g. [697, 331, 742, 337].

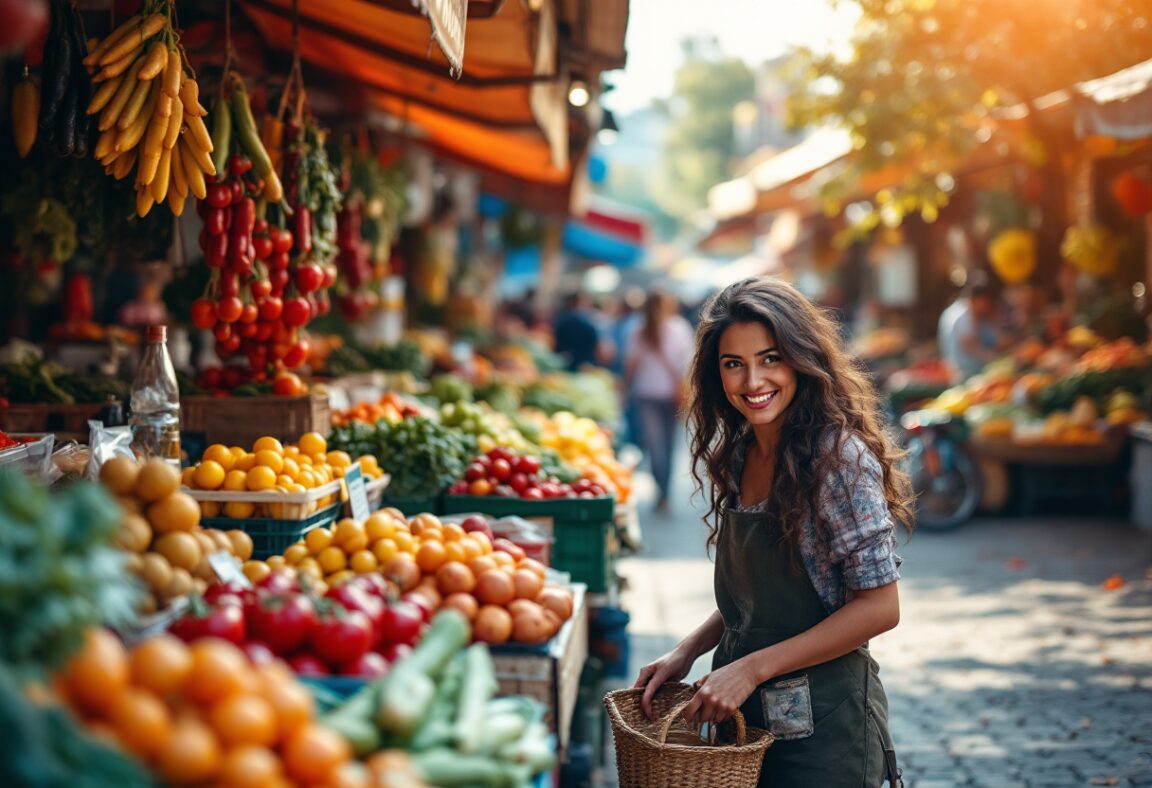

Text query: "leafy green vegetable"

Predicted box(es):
[0, 471, 141, 680]
[327, 417, 476, 499]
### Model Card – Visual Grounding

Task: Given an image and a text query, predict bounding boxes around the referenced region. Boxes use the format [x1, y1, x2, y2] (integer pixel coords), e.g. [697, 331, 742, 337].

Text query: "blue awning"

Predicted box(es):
[562, 220, 644, 267]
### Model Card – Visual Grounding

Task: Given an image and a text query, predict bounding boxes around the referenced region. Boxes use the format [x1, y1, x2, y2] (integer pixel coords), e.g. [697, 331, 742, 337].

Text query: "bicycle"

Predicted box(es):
[899, 409, 982, 531]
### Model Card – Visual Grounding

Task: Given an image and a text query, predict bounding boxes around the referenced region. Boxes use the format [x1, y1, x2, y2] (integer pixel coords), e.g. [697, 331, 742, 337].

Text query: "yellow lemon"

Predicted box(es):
[298, 432, 327, 457]
[325, 451, 352, 469]
[223, 470, 248, 492]
[192, 460, 226, 491]
[254, 450, 284, 474]
[233, 453, 256, 472]
[202, 444, 235, 471]
[253, 437, 284, 454]
[246, 466, 277, 492]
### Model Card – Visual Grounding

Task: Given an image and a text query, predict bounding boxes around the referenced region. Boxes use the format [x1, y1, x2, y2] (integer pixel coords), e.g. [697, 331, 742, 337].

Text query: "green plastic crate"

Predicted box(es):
[443, 496, 615, 592]
[201, 501, 342, 559]
[378, 493, 444, 517]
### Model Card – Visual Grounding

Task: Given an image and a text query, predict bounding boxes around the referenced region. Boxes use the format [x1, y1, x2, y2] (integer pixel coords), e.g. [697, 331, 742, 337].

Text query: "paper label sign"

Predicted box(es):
[344, 463, 371, 522]
[208, 551, 252, 588]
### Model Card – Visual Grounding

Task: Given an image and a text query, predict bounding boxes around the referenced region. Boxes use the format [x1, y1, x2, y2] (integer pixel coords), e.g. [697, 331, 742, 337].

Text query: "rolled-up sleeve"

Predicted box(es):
[819, 436, 902, 591]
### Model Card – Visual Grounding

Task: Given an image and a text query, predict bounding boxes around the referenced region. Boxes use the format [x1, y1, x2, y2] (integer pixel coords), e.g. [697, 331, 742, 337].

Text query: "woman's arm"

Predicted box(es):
[682, 584, 899, 724]
[634, 610, 725, 718]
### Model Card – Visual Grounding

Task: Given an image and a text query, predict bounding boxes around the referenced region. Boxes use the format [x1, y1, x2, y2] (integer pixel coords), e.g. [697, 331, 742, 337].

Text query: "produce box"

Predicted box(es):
[443, 496, 615, 592]
[0, 433, 55, 479]
[188, 479, 344, 558]
[491, 584, 588, 760]
[180, 393, 330, 449]
[0, 402, 102, 436]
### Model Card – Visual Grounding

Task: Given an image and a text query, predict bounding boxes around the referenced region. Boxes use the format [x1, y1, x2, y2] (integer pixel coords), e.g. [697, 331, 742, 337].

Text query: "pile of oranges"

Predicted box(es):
[181, 432, 384, 520]
[99, 456, 253, 614]
[256, 510, 574, 646]
[56, 630, 356, 787]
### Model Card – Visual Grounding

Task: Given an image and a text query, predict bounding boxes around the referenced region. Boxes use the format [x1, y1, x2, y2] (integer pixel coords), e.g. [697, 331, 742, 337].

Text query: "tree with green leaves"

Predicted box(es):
[653, 38, 756, 228]
[786, 0, 1152, 235]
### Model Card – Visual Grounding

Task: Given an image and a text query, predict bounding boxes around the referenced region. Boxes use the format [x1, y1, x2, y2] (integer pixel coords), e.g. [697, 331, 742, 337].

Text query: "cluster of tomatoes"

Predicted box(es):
[170, 569, 425, 679]
[190, 155, 327, 375]
[446, 446, 611, 500]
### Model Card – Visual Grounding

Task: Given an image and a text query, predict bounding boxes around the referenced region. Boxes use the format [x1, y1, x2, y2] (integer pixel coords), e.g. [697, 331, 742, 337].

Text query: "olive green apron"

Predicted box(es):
[712, 509, 903, 787]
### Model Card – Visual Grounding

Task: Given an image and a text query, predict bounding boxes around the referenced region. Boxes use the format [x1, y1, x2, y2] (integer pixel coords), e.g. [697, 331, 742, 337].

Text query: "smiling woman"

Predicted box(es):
[631, 277, 915, 787]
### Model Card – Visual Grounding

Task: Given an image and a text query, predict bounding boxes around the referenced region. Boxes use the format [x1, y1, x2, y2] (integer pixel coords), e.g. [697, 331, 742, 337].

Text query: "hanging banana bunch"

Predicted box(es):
[84, 0, 213, 217]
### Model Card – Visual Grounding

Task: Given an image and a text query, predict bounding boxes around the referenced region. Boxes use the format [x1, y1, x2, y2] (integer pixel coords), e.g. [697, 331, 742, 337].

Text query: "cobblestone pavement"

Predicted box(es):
[595, 464, 1152, 787]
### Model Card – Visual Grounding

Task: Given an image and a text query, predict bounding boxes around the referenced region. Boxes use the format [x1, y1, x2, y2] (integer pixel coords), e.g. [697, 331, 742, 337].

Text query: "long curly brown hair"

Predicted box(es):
[686, 277, 914, 552]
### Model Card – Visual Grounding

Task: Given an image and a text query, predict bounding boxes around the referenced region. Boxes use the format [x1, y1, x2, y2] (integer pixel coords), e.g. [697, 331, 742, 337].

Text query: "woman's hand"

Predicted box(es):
[634, 646, 696, 719]
[680, 657, 760, 725]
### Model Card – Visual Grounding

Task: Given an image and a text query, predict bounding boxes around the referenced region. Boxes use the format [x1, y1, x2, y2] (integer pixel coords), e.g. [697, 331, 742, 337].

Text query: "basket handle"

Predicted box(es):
[656, 697, 747, 747]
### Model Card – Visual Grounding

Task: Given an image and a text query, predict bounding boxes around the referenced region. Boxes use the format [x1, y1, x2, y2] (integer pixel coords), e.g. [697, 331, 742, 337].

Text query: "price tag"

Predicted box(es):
[208, 551, 251, 588]
[344, 463, 371, 522]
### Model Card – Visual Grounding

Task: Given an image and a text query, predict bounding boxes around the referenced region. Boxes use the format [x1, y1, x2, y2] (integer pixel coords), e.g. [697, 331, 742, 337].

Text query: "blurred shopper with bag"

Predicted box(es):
[633, 277, 913, 786]
[624, 290, 694, 513]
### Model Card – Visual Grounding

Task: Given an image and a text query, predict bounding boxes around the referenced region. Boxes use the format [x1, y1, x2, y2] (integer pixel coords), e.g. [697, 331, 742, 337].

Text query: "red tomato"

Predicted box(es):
[218, 274, 240, 298]
[464, 463, 486, 482]
[247, 593, 316, 656]
[272, 372, 305, 397]
[171, 602, 246, 645]
[239, 303, 259, 324]
[490, 459, 512, 481]
[258, 296, 282, 322]
[381, 600, 425, 647]
[241, 640, 277, 666]
[288, 653, 330, 676]
[255, 569, 298, 596]
[249, 279, 272, 300]
[191, 298, 217, 330]
[282, 297, 311, 328]
[522, 487, 545, 500]
[514, 455, 541, 476]
[294, 264, 324, 294]
[271, 228, 294, 254]
[310, 608, 373, 667]
[216, 296, 244, 324]
[378, 642, 413, 664]
[326, 584, 384, 645]
[282, 340, 309, 370]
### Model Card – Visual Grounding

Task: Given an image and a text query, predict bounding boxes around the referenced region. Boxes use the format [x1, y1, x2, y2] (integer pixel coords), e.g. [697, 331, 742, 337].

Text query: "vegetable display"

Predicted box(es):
[327, 417, 476, 500]
[84, 0, 214, 217]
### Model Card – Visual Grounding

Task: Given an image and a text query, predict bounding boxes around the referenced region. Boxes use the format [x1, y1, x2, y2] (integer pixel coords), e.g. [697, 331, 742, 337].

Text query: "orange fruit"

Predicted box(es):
[317, 546, 347, 574]
[443, 541, 467, 564]
[154, 716, 222, 785]
[265, 555, 287, 571]
[281, 458, 300, 481]
[61, 628, 129, 715]
[332, 519, 366, 549]
[224, 501, 255, 519]
[512, 568, 544, 600]
[491, 551, 515, 569]
[393, 530, 416, 553]
[364, 514, 396, 542]
[107, 687, 172, 760]
[99, 456, 140, 495]
[460, 537, 483, 561]
[134, 458, 181, 502]
[282, 723, 350, 784]
[246, 466, 277, 492]
[233, 454, 257, 472]
[467, 555, 498, 577]
[154, 531, 202, 572]
[297, 432, 327, 457]
[435, 561, 476, 595]
[181, 466, 197, 487]
[218, 745, 283, 788]
[254, 664, 313, 737]
[474, 570, 516, 607]
[415, 540, 447, 574]
[372, 538, 398, 564]
[193, 460, 227, 491]
[325, 450, 352, 469]
[349, 550, 378, 574]
[252, 437, 284, 455]
[130, 634, 192, 695]
[226, 530, 254, 560]
[305, 527, 334, 554]
[242, 561, 271, 583]
[209, 693, 278, 747]
[442, 523, 466, 542]
[202, 444, 236, 471]
[517, 557, 548, 579]
[148, 491, 202, 533]
[253, 450, 285, 474]
[357, 455, 379, 475]
[382, 555, 421, 592]
[223, 470, 248, 491]
[441, 592, 479, 621]
[184, 639, 254, 706]
[283, 544, 310, 566]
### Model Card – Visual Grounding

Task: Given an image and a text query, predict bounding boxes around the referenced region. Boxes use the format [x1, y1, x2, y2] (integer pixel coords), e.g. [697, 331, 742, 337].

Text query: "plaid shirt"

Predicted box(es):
[731, 433, 903, 614]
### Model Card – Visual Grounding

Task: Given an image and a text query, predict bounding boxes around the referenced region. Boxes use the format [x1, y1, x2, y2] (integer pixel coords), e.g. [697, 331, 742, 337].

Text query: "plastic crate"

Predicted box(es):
[443, 496, 615, 592]
[0, 433, 55, 479]
[201, 501, 342, 559]
[377, 493, 444, 517]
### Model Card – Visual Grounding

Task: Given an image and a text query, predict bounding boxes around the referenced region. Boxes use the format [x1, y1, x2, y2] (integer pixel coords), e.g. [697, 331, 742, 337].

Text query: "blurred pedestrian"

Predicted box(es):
[624, 290, 693, 513]
[552, 291, 602, 371]
[632, 277, 913, 787]
[612, 288, 646, 445]
[937, 273, 1007, 383]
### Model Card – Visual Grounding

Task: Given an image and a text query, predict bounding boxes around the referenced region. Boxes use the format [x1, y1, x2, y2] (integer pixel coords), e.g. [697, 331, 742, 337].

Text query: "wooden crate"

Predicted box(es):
[180, 394, 330, 449]
[0, 403, 103, 436]
[491, 584, 588, 760]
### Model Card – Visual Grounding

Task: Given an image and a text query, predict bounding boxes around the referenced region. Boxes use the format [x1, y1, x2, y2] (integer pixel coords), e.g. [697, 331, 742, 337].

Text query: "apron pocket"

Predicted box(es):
[759, 675, 815, 741]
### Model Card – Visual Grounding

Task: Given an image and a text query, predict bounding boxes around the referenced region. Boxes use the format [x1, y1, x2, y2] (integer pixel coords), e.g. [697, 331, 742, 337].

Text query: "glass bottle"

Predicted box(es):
[129, 325, 181, 467]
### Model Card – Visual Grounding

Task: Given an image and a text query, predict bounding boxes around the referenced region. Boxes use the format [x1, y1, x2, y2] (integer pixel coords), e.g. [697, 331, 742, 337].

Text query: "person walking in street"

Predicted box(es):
[632, 277, 914, 787]
[552, 290, 602, 371]
[624, 290, 694, 513]
[937, 273, 1008, 383]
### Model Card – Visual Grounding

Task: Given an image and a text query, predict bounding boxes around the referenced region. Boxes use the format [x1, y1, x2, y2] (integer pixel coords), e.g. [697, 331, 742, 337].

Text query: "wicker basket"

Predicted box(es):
[604, 682, 773, 788]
